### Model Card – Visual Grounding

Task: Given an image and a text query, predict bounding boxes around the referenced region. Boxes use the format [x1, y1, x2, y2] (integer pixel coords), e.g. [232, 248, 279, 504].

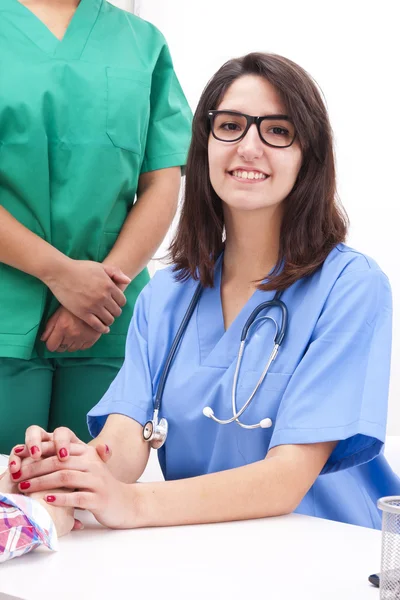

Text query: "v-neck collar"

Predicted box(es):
[196, 254, 275, 368]
[0, 0, 103, 59]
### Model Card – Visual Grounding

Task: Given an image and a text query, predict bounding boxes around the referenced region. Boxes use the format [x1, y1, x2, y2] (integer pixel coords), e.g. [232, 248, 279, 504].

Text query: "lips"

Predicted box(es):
[228, 169, 270, 182]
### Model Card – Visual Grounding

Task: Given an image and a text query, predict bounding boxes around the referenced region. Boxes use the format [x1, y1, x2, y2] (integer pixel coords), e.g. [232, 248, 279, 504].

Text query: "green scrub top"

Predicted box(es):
[0, 0, 192, 360]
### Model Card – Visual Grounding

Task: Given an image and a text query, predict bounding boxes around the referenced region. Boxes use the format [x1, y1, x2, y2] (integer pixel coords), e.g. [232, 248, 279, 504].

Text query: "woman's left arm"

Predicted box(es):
[135, 441, 337, 527]
[102, 168, 181, 280]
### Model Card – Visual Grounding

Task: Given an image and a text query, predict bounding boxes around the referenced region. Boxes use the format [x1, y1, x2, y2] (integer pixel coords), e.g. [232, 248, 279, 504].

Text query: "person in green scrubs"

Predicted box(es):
[0, 0, 192, 451]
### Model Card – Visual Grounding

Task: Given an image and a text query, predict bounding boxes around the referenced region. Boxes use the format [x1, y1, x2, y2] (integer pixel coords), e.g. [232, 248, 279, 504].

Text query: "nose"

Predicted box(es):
[237, 123, 264, 161]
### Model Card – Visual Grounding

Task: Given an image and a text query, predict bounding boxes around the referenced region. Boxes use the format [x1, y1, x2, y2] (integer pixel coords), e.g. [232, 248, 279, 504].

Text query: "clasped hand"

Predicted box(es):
[45, 259, 131, 336]
[8, 429, 140, 530]
[41, 260, 131, 352]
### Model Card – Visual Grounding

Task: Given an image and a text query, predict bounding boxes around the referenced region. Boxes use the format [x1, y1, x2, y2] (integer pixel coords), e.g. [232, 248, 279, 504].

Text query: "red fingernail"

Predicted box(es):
[59, 448, 68, 458]
[9, 461, 16, 467]
[105, 444, 110, 454]
[46, 495, 56, 503]
[12, 470, 21, 480]
[14, 446, 24, 454]
[30, 446, 39, 455]
[20, 481, 31, 490]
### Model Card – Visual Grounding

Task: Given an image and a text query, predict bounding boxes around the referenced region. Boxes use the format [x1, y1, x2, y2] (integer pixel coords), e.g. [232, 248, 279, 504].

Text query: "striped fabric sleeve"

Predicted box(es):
[0, 493, 58, 563]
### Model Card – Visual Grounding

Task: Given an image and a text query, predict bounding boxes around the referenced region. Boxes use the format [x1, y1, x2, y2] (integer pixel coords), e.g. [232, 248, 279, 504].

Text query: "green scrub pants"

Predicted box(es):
[0, 357, 123, 454]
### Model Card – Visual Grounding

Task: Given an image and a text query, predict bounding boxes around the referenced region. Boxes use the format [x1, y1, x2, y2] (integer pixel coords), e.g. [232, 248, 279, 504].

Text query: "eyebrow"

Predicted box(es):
[218, 110, 291, 120]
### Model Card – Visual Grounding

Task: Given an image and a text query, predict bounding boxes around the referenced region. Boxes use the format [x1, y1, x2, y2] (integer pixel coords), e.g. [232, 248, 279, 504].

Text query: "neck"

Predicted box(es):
[222, 205, 282, 285]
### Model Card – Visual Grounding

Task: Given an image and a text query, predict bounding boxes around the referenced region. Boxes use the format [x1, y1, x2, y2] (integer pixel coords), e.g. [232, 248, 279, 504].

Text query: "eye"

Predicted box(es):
[219, 121, 242, 132]
[269, 126, 290, 137]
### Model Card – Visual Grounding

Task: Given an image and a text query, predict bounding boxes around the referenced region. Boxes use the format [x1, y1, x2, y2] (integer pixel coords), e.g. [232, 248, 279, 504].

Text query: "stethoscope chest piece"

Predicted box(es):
[142, 417, 168, 449]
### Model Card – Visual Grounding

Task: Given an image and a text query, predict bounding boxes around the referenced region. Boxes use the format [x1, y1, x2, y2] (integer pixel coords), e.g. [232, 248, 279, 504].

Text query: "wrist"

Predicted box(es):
[132, 482, 156, 528]
[39, 253, 73, 287]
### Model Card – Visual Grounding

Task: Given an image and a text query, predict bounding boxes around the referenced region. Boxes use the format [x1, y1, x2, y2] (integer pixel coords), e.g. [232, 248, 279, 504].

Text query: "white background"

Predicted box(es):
[111, 0, 399, 433]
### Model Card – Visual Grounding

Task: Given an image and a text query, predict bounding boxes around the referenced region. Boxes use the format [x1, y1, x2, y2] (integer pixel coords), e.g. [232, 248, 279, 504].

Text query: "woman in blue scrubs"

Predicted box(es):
[8, 52, 400, 530]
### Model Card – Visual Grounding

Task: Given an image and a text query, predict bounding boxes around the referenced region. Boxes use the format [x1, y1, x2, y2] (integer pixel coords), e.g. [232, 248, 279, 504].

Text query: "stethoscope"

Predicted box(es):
[142, 282, 288, 449]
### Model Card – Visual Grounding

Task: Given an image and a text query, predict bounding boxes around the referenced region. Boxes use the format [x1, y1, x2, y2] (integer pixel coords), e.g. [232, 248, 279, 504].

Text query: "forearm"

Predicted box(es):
[136, 456, 302, 528]
[102, 168, 181, 279]
[89, 415, 150, 484]
[0, 205, 69, 283]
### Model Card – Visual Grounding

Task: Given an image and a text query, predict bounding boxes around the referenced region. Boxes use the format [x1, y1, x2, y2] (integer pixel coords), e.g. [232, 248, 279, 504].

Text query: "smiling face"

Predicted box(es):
[208, 75, 303, 214]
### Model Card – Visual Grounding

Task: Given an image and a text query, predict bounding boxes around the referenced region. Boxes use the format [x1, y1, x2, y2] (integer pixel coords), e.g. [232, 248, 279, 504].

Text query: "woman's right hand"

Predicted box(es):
[8, 426, 110, 476]
[44, 259, 131, 334]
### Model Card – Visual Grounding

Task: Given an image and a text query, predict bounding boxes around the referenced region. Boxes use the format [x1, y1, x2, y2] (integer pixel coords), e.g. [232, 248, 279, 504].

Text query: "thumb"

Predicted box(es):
[73, 519, 84, 530]
[40, 311, 59, 342]
[95, 443, 112, 463]
[102, 264, 131, 285]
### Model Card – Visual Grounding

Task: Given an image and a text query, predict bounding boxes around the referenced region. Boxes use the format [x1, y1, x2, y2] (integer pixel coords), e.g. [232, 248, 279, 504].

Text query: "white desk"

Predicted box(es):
[0, 457, 381, 600]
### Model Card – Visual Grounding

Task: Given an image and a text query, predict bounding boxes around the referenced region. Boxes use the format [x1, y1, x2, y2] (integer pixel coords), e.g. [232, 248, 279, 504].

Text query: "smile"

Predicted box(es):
[229, 169, 269, 182]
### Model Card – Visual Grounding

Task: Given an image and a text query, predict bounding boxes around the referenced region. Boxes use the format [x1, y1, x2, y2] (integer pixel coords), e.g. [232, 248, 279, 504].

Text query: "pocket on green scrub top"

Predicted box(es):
[235, 371, 292, 460]
[0, 262, 45, 335]
[106, 67, 151, 155]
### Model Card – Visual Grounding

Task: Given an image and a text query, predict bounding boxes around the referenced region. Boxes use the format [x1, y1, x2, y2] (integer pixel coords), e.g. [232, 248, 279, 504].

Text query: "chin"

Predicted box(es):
[223, 195, 276, 212]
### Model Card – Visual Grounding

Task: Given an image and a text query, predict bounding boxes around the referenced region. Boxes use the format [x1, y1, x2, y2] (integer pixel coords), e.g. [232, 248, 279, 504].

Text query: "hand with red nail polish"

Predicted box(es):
[29, 490, 78, 538]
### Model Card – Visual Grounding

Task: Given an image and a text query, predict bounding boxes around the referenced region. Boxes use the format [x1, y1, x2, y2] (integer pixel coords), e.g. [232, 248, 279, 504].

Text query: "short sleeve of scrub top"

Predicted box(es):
[269, 266, 392, 474]
[140, 40, 192, 174]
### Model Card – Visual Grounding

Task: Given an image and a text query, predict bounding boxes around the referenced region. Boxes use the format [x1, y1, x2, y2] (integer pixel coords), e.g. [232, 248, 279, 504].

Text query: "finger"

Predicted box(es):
[67, 344, 80, 353]
[104, 298, 122, 318]
[102, 264, 131, 286]
[13, 449, 90, 485]
[110, 286, 127, 308]
[19, 469, 96, 494]
[56, 340, 70, 353]
[9, 440, 58, 475]
[112, 272, 131, 285]
[40, 320, 57, 343]
[53, 427, 85, 462]
[95, 307, 115, 327]
[73, 518, 85, 530]
[95, 443, 112, 463]
[84, 314, 110, 335]
[12, 441, 85, 479]
[8, 444, 29, 473]
[46, 328, 65, 353]
[25, 426, 53, 459]
[22, 441, 85, 463]
[45, 491, 97, 510]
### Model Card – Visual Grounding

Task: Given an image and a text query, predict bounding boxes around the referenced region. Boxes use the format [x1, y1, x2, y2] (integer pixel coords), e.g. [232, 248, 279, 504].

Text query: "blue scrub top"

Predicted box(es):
[88, 243, 400, 529]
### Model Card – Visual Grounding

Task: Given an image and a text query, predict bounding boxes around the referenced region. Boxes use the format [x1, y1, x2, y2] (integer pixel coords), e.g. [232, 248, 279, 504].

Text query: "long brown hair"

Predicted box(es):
[169, 52, 348, 291]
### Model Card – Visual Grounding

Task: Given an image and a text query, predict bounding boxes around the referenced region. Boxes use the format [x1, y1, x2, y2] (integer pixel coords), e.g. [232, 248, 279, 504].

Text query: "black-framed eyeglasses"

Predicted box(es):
[208, 110, 296, 148]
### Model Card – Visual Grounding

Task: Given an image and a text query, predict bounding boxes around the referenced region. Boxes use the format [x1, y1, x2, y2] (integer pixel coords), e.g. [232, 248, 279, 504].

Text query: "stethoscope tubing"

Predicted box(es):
[153, 282, 203, 414]
[152, 283, 287, 423]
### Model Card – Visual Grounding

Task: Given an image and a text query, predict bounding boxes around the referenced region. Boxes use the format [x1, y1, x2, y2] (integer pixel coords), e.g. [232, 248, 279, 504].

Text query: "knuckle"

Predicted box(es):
[51, 455, 61, 470]
[75, 493, 85, 508]
[60, 470, 71, 485]
[55, 426, 71, 438]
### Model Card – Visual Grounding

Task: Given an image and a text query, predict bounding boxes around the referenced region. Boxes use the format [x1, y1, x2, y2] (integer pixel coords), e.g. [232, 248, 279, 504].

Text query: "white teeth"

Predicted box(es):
[232, 170, 267, 180]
